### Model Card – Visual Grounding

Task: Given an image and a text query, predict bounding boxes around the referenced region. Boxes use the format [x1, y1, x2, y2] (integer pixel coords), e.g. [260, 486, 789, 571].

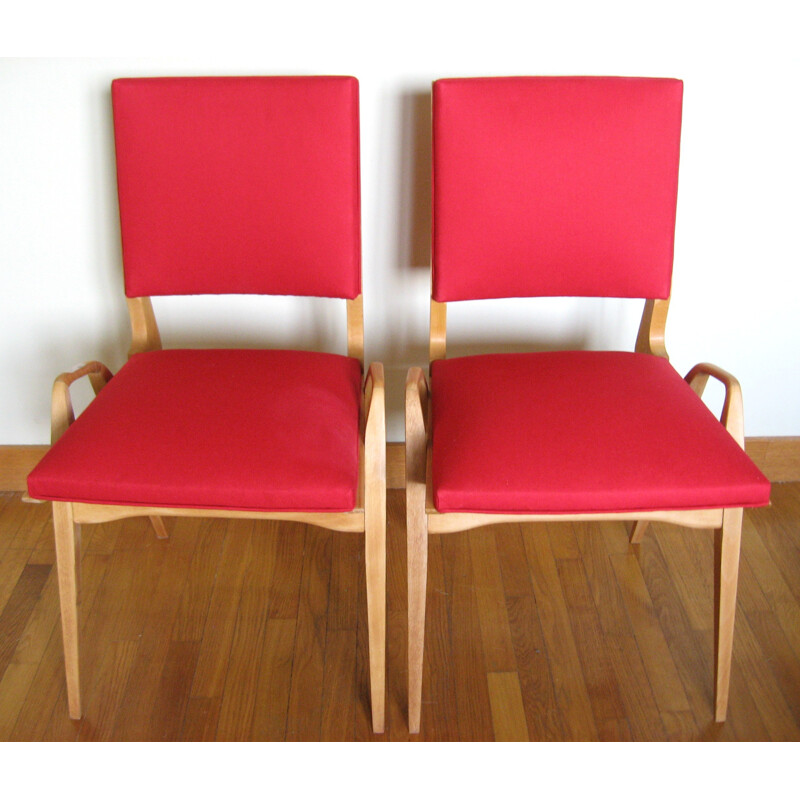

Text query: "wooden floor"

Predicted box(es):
[1, 486, 799, 740]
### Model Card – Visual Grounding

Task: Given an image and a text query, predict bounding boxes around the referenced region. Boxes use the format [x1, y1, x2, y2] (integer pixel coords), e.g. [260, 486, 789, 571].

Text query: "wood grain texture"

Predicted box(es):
[1, 489, 800, 740]
[487, 671, 529, 741]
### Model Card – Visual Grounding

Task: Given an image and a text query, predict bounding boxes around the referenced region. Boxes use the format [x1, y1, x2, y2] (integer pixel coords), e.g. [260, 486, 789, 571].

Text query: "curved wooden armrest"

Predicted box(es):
[52, 361, 113, 444]
[684, 362, 744, 448]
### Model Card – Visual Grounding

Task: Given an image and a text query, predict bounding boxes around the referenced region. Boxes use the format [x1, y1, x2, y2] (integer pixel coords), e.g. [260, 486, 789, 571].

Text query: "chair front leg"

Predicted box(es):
[406, 367, 429, 735]
[364, 363, 386, 734]
[407, 498, 428, 735]
[714, 506, 743, 722]
[53, 501, 81, 719]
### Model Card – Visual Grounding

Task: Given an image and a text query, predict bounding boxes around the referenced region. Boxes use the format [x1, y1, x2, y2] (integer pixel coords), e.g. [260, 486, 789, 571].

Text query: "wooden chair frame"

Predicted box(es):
[47, 294, 387, 733]
[406, 296, 745, 734]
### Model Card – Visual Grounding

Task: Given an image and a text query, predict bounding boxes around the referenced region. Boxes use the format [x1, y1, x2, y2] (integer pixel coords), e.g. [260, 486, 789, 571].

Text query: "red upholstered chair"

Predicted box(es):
[27, 76, 387, 734]
[405, 77, 770, 734]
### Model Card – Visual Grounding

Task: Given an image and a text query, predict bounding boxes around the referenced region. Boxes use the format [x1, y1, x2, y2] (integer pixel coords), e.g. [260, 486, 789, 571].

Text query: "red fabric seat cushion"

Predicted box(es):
[432, 77, 683, 301]
[113, 76, 361, 299]
[431, 352, 770, 514]
[28, 349, 362, 512]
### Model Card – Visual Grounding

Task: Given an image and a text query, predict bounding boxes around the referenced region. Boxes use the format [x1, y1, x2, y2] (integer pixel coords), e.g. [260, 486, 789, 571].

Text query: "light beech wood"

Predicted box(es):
[629, 520, 649, 544]
[407, 289, 753, 731]
[426, 507, 724, 535]
[149, 516, 169, 540]
[405, 367, 429, 734]
[52, 501, 80, 718]
[364, 362, 386, 733]
[685, 362, 745, 449]
[689, 359, 748, 721]
[347, 294, 364, 366]
[715, 507, 743, 721]
[429, 299, 447, 362]
[51, 362, 113, 444]
[635, 298, 670, 360]
[630, 297, 669, 536]
[71, 502, 366, 531]
[127, 296, 162, 357]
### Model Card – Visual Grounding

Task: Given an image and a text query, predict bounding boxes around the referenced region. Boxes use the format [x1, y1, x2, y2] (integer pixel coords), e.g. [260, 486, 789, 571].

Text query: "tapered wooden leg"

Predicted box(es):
[365, 496, 386, 735]
[629, 520, 648, 544]
[714, 507, 743, 722]
[364, 364, 387, 735]
[406, 368, 429, 735]
[149, 515, 169, 539]
[53, 502, 81, 719]
[407, 500, 428, 735]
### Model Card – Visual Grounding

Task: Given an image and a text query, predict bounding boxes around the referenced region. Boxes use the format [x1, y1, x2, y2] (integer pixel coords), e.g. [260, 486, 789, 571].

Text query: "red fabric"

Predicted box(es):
[432, 77, 683, 301]
[112, 76, 361, 299]
[431, 352, 770, 514]
[28, 349, 362, 512]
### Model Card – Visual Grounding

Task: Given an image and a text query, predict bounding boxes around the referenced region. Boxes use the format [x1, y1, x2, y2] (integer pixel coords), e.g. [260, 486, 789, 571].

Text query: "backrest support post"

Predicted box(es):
[347, 294, 365, 367]
[127, 297, 162, 358]
[430, 299, 447, 364]
[635, 298, 670, 360]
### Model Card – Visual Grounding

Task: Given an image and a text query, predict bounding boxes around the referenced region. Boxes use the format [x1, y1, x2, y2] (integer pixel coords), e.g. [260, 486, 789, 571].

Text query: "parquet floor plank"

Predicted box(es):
[249, 618, 296, 741]
[216, 524, 278, 741]
[416, 535, 459, 741]
[522, 527, 598, 740]
[441, 532, 494, 741]
[487, 671, 529, 741]
[285, 527, 332, 741]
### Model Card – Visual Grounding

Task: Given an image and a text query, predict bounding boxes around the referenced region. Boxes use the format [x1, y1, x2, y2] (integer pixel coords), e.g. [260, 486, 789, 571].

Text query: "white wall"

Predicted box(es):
[2, 1, 799, 442]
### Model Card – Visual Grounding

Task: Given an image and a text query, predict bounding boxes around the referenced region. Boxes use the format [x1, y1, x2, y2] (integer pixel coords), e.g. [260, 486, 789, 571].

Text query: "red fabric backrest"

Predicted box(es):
[432, 77, 683, 301]
[112, 76, 361, 298]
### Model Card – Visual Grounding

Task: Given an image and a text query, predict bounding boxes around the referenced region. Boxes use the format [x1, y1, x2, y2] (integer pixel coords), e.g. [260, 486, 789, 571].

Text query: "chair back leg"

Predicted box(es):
[629, 520, 649, 544]
[714, 506, 743, 722]
[149, 515, 169, 539]
[53, 501, 82, 719]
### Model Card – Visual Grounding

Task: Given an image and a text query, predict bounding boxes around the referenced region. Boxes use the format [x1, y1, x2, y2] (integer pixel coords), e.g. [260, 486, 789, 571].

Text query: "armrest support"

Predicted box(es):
[364, 362, 386, 491]
[405, 367, 429, 491]
[364, 362, 384, 428]
[51, 361, 113, 444]
[684, 362, 744, 448]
